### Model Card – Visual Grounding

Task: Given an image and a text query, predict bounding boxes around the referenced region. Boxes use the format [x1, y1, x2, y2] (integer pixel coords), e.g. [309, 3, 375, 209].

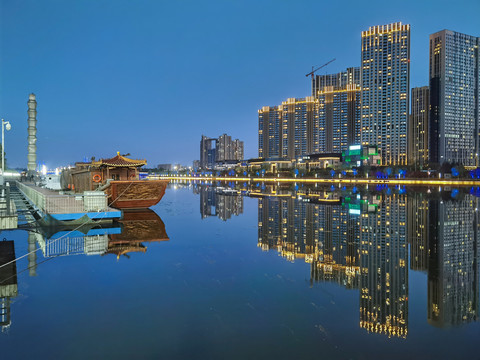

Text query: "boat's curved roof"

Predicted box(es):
[96, 152, 147, 168]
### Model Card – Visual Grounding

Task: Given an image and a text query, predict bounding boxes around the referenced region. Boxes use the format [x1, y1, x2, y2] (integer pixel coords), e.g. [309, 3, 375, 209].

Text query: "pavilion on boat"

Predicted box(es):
[64, 153, 147, 192]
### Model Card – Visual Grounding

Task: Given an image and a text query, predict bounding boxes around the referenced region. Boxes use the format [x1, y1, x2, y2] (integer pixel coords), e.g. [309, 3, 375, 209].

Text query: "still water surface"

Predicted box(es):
[0, 182, 479, 359]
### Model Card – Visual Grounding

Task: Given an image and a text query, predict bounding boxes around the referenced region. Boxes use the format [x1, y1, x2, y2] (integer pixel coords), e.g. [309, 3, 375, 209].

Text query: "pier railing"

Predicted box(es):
[0, 183, 18, 230]
[16, 182, 108, 214]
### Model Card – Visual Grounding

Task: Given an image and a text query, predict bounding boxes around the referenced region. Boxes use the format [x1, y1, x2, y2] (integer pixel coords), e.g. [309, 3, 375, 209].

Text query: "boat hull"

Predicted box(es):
[104, 180, 169, 209]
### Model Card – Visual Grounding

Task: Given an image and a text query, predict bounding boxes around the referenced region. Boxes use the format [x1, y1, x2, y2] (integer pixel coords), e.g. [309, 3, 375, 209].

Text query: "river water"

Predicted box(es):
[0, 182, 479, 359]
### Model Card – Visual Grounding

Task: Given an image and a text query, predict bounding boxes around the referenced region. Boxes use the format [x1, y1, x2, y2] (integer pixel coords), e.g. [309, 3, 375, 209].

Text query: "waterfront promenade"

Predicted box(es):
[152, 175, 480, 187]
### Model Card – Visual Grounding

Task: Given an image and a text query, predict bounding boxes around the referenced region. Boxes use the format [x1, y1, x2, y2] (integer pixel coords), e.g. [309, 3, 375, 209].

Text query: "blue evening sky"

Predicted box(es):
[1, 0, 479, 169]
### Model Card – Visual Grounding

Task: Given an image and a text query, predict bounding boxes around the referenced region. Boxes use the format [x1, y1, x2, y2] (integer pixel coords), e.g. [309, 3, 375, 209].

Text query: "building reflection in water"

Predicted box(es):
[359, 193, 408, 338]
[194, 184, 243, 221]
[0, 240, 18, 332]
[256, 187, 480, 338]
[427, 196, 479, 327]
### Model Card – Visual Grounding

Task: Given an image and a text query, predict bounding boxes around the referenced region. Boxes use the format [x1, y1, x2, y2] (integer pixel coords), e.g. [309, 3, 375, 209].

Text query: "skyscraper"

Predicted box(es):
[360, 22, 410, 166]
[316, 67, 361, 153]
[429, 30, 480, 166]
[409, 86, 430, 167]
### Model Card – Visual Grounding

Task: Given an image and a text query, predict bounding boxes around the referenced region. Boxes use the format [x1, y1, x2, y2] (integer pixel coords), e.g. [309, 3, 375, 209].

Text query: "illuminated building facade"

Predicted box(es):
[258, 106, 282, 159]
[409, 86, 430, 167]
[316, 68, 361, 153]
[281, 97, 320, 159]
[313, 67, 360, 98]
[359, 194, 408, 338]
[360, 22, 410, 166]
[429, 30, 480, 166]
[427, 197, 479, 327]
[258, 97, 319, 160]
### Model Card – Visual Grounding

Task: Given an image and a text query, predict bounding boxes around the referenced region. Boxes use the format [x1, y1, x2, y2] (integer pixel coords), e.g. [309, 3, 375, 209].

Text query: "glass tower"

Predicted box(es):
[429, 30, 480, 166]
[409, 86, 430, 167]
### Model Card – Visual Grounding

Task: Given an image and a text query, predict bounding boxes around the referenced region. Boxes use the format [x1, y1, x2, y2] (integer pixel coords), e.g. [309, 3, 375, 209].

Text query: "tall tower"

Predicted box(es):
[27, 93, 37, 174]
[360, 22, 410, 166]
[429, 30, 480, 166]
[409, 86, 430, 167]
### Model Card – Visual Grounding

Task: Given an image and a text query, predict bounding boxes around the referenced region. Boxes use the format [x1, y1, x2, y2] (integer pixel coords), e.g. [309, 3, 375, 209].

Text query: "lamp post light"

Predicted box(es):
[1, 119, 11, 175]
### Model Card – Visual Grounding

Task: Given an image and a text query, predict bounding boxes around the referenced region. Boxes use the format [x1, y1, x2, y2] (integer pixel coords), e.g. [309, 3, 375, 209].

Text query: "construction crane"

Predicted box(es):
[306, 58, 336, 96]
[305, 58, 336, 79]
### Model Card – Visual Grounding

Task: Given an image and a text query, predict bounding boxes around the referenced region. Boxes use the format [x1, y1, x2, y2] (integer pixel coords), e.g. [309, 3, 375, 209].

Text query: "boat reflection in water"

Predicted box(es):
[30, 209, 169, 260]
[106, 209, 169, 259]
[0, 209, 168, 333]
[231, 184, 479, 339]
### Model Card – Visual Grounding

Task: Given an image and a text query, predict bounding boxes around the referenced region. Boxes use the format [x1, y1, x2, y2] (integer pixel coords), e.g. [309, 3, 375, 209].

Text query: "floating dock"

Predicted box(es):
[15, 181, 121, 222]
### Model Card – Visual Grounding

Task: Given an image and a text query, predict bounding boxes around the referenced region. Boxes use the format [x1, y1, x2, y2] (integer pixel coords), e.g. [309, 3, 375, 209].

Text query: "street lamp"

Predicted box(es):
[1, 119, 11, 175]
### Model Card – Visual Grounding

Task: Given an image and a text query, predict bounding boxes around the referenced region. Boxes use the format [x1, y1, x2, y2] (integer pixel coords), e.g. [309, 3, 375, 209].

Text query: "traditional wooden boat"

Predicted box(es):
[103, 180, 168, 209]
[62, 153, 169, 209]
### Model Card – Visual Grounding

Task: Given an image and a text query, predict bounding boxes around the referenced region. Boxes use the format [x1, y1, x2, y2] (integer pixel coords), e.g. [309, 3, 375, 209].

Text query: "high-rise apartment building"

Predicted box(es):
[200, 135, 217, 169]
[281, 97, 319, 159]
[361, 22, 410, 166]
[232, 139, 244, 161]
[409, 87, 430, 167]
[429, 30, 480, 166]
[316, 68, 361, 153]
[313, 67, 360, 96]
[258, 97, 319, 160]
[200, 134, 244, 169]
[258, 106, 282, 159]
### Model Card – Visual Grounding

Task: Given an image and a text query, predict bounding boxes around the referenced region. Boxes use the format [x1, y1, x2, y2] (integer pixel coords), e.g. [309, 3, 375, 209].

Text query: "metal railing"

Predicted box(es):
[0, 184, 14, 216]
[16, 182, 108, 214]
[16, 182, 45, 210]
